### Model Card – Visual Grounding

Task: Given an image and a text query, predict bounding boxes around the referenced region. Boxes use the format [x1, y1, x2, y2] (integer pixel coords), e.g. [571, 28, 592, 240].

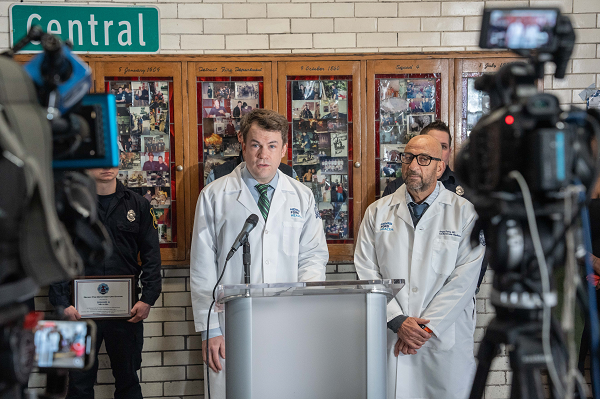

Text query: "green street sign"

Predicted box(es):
[10, 4, 160, 53]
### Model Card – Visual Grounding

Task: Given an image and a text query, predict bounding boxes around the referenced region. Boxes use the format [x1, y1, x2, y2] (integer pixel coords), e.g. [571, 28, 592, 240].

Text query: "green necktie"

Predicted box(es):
[255, 183, 271, 221]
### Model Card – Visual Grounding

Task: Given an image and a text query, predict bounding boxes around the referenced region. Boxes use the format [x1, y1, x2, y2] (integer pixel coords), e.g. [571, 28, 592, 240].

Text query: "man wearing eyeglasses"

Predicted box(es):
[355, 134, 485, 399]
[382, 120, 465, 198]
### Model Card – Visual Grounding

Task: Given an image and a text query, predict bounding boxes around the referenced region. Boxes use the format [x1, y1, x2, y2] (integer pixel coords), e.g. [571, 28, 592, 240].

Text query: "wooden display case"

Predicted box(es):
[366, 59, 451, 205]
[12, 52, 522, 264]
[186, 60, 273, 258]
[277, 60, 361, 262]
[94, 61, 186, 261]
[453, 58, 522, 155]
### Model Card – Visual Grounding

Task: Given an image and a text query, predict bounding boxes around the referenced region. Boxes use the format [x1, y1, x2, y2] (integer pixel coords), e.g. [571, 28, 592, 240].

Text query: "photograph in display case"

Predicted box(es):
[322, 81, 348, 101]
[293, 81, 322, 100]
[141, 135, 169, 153]
[330, 174, 348, 203]
[406, 79, 435, 99]
[149, 108, 168, 134]
[327, 118, 347, 132]
[235, 82, 259, 99]
[146, 171, 170, 187]
[409, 98, 435, 113]
[320, 101, 347, 119]
[381, 144, 403, 162]
[120, 135, 141, 153]
[322, 202, 349, 240]
[150, 82, 169, 109]
[110, 82, 133, 106]
[130, 107, 150, 135]
[204, 98, 231, 118]
[380, 79, 407, 101]
[141, 152, 170, 172]
[132, 82, 150, 107]
[120, 152, 141, 170]
[117, 114, 131, 135]
[223, 138, 242, 157]
[408, 114, 435, 135]
[330, 132, 348, 157]
[320, 156, 347, 175]
[292, 101, 317, 119]
[381, 162, 401, 178]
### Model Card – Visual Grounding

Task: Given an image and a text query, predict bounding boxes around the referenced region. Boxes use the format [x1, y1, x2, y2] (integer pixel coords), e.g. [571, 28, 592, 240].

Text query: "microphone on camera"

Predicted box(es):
[226, 214, 259, 261]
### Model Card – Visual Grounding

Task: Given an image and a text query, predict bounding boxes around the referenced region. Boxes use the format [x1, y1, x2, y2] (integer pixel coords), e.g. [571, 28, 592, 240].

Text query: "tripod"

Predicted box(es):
[469, 305, 569, 399]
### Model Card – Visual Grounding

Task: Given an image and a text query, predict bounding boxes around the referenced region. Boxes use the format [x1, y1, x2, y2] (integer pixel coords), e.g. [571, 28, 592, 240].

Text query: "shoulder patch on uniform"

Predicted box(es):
[479, 230, 486, 246]
[314, 204, 321, 219]
[150, 208, 158, 229]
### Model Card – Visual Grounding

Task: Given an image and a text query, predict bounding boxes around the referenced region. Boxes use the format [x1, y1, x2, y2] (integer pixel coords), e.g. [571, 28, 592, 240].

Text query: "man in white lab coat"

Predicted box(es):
[190, 109, 328, 399]
[355, 135, 485, 399]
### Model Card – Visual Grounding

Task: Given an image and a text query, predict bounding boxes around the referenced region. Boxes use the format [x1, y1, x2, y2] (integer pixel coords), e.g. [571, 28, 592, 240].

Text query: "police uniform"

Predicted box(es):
[382, 165, 464, 198]
[49, 181, 161, 399]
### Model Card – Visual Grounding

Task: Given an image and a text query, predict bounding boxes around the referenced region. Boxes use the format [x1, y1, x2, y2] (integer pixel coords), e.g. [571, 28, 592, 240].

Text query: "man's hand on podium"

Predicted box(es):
[203, 335, 226, 372]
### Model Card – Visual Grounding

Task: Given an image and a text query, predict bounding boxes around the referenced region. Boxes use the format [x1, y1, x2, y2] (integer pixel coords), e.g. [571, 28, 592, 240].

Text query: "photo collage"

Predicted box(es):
[291, 80, 351, 240]
[109, 80, 173, 243]
[378, 77, 438, 197]
[463, 76, 491, 139]
[201, 81, 261, 185]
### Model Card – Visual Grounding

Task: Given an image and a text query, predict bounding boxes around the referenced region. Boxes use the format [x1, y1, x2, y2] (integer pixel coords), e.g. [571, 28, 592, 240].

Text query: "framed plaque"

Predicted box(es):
[73, 276, 136, 319]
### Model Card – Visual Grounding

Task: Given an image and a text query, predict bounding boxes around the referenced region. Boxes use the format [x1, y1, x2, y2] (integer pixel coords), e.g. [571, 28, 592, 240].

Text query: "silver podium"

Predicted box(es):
[215, 279, 404, 399]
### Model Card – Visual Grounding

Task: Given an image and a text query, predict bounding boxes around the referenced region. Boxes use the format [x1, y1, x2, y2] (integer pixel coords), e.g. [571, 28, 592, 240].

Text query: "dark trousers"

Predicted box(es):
[66, 319, 144, 399]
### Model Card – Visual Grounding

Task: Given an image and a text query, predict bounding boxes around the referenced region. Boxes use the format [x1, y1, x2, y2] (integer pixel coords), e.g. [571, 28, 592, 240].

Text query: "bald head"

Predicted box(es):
[401, 135, 445, 202]
[405, 135, 443, 159]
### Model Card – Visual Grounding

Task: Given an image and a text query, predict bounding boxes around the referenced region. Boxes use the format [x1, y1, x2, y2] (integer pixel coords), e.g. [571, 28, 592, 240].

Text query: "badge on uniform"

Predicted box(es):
[127, 209, 136, 222]
[455, 186, 465, 196]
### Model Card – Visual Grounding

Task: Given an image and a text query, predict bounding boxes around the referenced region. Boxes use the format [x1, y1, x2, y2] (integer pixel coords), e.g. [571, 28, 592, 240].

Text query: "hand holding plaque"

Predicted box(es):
[73, 276, 135, 319]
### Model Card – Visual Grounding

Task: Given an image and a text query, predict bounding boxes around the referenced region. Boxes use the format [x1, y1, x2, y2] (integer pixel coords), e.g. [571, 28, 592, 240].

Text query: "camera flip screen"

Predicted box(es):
[480, 8, 559, 51]
[34, 320, 91, 369]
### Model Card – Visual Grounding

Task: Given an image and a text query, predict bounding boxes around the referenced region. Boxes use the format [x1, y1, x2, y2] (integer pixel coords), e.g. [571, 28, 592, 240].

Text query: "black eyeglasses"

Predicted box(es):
[400, 152, 441, 166]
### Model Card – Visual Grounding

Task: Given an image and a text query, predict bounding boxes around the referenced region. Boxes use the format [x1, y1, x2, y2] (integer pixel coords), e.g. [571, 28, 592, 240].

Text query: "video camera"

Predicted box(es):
[0, 27, 117, 399]
[456, 8, 600, 399]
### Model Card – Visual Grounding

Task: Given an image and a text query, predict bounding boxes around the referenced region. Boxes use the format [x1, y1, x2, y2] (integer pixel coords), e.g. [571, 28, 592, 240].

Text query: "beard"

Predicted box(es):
[402, 169, 437, 193]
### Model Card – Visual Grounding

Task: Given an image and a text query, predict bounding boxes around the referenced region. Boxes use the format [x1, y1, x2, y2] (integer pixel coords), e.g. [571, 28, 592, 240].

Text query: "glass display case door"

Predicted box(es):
[94, 61, 185, 261]
[188, 61, 272, 196]
[277, 60, 361, 262]
[453, 58, 523, 155]
[366, 59, 450, 204]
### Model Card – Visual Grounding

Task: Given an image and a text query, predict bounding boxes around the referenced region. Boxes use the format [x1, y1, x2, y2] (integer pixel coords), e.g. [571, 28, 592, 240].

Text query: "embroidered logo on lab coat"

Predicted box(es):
[290, 208, 302, 218]
[380, 222, 393, 232]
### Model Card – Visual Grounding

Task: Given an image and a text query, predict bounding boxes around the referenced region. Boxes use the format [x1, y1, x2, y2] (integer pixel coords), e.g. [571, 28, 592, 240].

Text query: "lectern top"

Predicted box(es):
[215, 279, 405, 307]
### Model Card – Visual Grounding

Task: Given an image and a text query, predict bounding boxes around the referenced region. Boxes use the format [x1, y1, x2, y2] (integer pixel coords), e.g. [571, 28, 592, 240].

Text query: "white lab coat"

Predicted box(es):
[355, 182, 485, 399]
[190, 163, 328, 399]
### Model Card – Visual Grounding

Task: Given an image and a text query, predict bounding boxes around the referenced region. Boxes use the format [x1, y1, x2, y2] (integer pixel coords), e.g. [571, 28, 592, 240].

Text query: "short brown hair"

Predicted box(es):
[240, 109, 288, 145]
[420, 120, 452, 147]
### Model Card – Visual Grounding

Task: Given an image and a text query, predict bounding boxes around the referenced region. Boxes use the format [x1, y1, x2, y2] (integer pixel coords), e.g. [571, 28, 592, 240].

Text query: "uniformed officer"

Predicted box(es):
[49, 167, 162, 399]
[382, 120, 465, 198]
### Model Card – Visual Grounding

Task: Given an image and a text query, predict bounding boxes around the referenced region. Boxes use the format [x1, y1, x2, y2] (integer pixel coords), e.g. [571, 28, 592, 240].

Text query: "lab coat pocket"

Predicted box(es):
[282, 222, 303, 256]
[427, 323, 455, 351]
[431, 237, 460, 276]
